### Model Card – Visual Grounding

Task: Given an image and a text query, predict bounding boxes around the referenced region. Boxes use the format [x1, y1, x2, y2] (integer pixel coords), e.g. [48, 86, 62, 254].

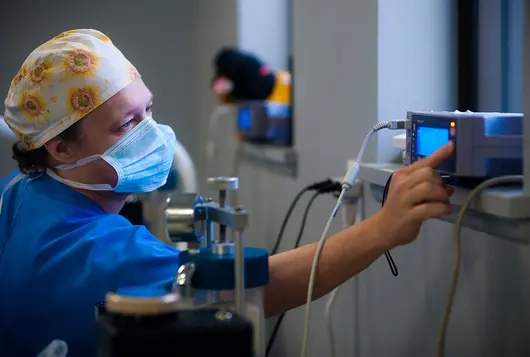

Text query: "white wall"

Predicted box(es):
[377, 0, 456, 162]
[238, 0, 290, 71]
[190, 3, 378, 356]
[189, 0, 239, 190]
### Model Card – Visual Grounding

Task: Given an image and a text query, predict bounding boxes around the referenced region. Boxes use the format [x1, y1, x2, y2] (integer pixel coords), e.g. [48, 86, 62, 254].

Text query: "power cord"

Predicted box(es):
[270, 179, 340, 255]
[266, 190, 324, 356]
[300, 119, 410, 357]
[320, 172, 396, 357]
[270, 186, 310, 256]
[325, 193, 364, 357]
[381, 174, 399, 276]
[436, 175, 523, 357]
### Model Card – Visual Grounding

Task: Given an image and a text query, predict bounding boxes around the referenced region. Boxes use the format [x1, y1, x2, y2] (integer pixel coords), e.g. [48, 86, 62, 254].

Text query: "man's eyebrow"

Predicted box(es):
[122, 94, 154, 116]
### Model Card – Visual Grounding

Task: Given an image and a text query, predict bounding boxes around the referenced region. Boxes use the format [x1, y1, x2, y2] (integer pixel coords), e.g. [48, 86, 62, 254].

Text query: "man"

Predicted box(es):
[0, 29, 454, 357]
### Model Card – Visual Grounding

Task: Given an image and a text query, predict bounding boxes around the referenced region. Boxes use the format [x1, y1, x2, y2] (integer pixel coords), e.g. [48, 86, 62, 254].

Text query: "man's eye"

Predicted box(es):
[146, 105, 153, 112]
[120, 120, 133, 129]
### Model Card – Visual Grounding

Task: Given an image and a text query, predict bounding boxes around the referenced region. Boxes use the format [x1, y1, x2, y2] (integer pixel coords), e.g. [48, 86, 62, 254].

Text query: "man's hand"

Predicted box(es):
[375, 142, 455, 249]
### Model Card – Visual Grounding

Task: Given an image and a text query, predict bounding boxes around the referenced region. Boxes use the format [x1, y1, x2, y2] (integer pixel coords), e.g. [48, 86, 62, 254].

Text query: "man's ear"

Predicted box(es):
[44, 137, 77, 165]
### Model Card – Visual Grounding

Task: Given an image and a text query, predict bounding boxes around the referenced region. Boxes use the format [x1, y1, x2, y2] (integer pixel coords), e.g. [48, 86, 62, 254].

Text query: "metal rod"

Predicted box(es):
[220, 226, 227, 243]
[206, 220, 215, 247]
[234, 230, 245, 315]
[199, 221, 207, 248]
[219, 190, 227, 242]
[219, 190, 227, 207]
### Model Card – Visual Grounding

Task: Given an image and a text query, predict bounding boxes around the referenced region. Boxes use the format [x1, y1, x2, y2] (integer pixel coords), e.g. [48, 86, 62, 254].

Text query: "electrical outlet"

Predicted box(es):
[392, 133, 406, 150]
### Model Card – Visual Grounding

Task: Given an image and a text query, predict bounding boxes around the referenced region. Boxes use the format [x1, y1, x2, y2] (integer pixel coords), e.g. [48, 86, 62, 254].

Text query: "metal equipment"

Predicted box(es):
[97, 177, 269, 357]
[405, 111, 523, 178]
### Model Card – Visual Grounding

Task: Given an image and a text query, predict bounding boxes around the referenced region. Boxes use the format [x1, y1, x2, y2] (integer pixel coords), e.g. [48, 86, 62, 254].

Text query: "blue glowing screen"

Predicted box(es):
[416, 127, 449, 157]
[238, 108, 252, 130]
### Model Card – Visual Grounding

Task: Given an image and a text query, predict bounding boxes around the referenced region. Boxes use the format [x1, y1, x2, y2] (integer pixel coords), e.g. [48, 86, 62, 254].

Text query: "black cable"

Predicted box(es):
[265, 176, 396, 355]
[381, 173, 398, 276]
[292, 191, 321, 248]
[270, 179, 337, 255]
[270, 186, 309, 255]
[266, 191, 323, 357]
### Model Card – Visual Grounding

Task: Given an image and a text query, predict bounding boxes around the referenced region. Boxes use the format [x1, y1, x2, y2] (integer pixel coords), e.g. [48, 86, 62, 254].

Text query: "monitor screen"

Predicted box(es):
[237, 108, 252, 130]
[416, 126, 449, 157]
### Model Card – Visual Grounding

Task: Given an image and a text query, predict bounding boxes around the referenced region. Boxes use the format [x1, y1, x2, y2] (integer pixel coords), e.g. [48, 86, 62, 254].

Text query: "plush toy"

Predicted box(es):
[211, 47, 291, 106]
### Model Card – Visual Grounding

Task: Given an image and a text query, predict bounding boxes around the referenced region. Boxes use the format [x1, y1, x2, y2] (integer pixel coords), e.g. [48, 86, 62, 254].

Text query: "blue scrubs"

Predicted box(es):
[0, 171, 180, 357]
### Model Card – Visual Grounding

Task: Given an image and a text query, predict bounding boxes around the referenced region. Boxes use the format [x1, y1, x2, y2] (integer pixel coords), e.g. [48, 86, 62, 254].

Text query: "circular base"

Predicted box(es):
[179, 246, 269, 290]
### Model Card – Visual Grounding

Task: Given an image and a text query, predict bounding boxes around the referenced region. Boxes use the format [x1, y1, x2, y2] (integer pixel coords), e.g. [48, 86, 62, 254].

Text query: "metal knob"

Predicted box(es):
[207, 176, 239, 209]
[207, 177, 239, 192]
[206, 177, 239, 244]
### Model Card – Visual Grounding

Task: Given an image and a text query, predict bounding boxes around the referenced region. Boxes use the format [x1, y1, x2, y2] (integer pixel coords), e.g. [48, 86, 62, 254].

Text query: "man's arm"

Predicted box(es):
[263, 214, 387, 318]
[263, 142, 456, 318]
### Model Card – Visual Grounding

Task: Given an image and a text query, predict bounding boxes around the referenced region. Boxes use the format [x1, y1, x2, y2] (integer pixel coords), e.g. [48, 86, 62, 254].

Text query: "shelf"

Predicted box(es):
[358, 162, 530, 243]
[237, 142, 298, 178]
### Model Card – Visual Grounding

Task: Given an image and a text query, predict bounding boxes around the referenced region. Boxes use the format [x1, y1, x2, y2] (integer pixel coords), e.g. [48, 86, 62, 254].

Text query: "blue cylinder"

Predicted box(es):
[179, 247, 269, 290]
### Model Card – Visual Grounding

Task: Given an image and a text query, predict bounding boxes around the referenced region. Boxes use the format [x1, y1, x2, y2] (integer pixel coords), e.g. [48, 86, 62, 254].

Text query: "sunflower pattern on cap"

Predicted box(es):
[3, 29, 141, 150]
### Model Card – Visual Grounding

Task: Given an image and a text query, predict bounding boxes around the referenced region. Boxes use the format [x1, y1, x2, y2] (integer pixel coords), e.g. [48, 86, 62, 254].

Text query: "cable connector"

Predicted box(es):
[307, 179, 334, 191]
[388, 119, 412, 130]
[341, 162, 360, 191]
[317, 182, 342, 194]
[306, 179, 343, 194]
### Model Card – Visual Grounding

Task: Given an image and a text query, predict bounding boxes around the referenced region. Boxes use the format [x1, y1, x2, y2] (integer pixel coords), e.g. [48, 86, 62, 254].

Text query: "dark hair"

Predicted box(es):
[12, 121, 83, 174]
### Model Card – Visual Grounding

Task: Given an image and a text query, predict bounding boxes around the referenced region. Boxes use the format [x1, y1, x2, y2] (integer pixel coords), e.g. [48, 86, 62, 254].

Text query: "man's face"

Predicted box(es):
[52, 79, 154, 187]
[211, 76, 234, 103]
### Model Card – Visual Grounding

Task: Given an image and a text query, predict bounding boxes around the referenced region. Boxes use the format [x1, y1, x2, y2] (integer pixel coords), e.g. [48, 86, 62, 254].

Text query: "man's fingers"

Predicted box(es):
[410, 141, 454, 170]
[410, 202, 453, 221]
[408, 182, 450, 205]
[405, 166, 444, 188]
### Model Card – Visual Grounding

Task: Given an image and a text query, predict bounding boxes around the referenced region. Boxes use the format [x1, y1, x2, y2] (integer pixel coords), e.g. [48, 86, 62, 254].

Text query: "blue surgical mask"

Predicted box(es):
[47, 117, 176, 193]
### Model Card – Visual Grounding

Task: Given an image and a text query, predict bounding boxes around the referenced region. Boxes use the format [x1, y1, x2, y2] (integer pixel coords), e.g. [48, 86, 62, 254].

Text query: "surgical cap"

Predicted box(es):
[3, 29, 141, 150]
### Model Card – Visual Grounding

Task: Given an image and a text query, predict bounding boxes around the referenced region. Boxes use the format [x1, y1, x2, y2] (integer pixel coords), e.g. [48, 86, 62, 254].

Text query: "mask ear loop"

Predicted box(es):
[46, 153, 122, 191]
[54, 154, 102, 171]
[45, 169, 114, 191]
